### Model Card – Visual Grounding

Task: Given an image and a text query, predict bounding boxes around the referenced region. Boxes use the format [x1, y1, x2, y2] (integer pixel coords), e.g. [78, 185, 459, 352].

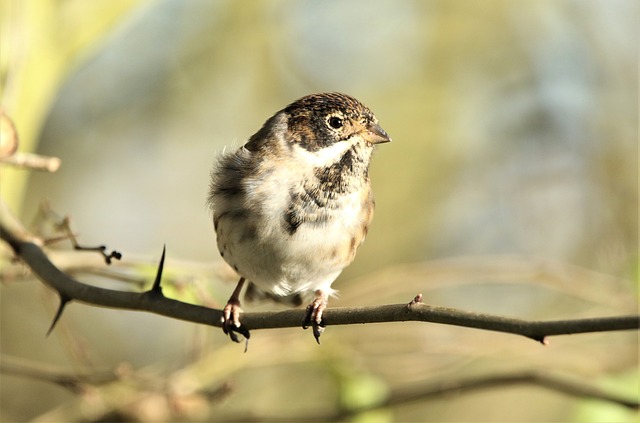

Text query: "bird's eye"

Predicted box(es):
[328, 116, 343, 129]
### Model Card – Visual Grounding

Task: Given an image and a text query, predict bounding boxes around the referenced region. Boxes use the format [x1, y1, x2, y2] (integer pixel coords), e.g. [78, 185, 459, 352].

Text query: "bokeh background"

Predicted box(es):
[1, 0, 637, 422]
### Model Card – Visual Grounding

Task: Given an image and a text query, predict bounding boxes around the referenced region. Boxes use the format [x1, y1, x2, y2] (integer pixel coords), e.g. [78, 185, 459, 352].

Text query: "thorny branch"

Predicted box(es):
[1, 198, 638, 415]
[1, 199, 638, 344]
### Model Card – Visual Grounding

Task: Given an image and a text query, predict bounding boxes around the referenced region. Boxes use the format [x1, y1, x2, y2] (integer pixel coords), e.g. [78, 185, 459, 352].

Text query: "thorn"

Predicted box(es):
[149, 245, 166, 295]
[47, 295, 71, 336]
[407, 293, 423, 309]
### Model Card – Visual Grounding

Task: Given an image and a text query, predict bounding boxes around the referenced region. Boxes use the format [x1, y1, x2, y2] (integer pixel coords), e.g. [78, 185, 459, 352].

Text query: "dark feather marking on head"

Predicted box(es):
[284, 93, 377, 152]
[285, 93, 373, 121]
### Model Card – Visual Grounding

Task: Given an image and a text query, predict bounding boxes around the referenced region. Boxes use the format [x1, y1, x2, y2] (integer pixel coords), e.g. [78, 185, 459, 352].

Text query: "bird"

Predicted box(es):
[208, 92, 390, 344]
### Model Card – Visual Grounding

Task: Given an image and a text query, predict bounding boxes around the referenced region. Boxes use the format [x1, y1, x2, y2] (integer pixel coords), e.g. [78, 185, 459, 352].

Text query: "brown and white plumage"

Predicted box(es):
[208, 93, 390, 343]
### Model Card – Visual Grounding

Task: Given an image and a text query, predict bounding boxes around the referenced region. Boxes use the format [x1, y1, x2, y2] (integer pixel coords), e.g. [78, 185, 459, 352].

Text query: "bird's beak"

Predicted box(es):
[363, 123, 392, 145]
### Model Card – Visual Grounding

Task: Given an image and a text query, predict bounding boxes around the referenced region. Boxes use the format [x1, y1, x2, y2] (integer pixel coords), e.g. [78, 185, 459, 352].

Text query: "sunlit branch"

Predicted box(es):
[1, 199, 637, 345]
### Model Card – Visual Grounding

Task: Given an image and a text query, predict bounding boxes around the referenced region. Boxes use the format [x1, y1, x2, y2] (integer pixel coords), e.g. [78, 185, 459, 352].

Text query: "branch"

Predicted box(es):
[0, 152, 62, 172]
[0, 356, 118, 393]
[2, 200, 638, 344]
[1, 110, 60, 172]
[382, 371, 640, 410]
[220, 370, 639, 422]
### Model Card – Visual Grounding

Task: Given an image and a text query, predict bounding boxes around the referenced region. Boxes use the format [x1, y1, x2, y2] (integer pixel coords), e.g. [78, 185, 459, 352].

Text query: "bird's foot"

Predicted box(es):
[221, 287, 250, 349]
[303, 290, 328, 343]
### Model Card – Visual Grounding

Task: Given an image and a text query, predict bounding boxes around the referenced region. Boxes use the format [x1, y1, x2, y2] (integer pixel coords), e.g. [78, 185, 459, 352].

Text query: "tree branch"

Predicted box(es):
[382, 371, 640, 410]
[0, 356, 118, 393]
[1, 199, 638, 343]
[221, 371, 639, 422]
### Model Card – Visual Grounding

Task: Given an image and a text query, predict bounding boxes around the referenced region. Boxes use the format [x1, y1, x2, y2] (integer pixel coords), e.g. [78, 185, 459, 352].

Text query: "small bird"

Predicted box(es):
[208, 92, 390, 344]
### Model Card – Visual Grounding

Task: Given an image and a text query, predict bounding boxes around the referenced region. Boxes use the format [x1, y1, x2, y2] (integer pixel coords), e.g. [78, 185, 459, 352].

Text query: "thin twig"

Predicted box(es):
[57, 215, 122, 264]
[0, 356, 118, 393]
[0, 152, 61, 172]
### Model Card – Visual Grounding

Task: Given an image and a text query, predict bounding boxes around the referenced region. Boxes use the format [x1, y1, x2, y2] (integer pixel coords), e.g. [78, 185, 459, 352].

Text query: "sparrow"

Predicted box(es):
[208, 92, 391, 344]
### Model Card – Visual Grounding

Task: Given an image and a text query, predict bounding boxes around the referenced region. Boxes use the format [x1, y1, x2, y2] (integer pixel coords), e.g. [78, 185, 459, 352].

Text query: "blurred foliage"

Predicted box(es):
[572, 371, 640, 423]
[0, 0, 146, 213]
[1, 0, 638, 422]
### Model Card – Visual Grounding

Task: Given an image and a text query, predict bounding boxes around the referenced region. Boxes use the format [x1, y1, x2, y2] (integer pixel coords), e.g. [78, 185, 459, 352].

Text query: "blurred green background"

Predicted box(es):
[1, 0, 637, 422]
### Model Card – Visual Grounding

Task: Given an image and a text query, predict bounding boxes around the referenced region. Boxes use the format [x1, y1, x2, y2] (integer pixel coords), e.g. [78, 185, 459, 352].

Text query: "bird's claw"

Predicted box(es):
[221, 300, 250, 345]
[303, 294, 328, 344]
